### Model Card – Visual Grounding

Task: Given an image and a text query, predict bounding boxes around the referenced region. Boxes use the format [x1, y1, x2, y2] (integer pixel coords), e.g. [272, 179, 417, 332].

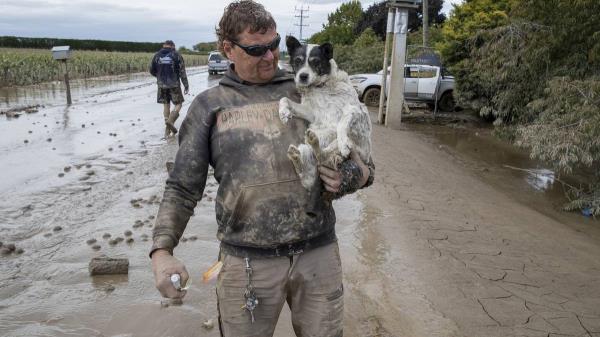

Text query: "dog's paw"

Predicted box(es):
[287, 145, 303, 173]
[279, 98, 292, 124]
[305, 129, 319, 147]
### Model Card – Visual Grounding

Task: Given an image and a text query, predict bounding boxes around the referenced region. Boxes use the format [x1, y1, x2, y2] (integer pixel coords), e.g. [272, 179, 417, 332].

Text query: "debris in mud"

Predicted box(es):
[188, 235, 198, 241]
[64, 166, 71, 172]
[58, 173, 65, 178]
[202, 319, 214, 330]
[148, 215, 155, 220]
[46, 138, 52, 142]
[86, 239, 97, 245]
[1, 105, 41, 118]
[140, 234, 149, 242]
[166, 161, 174, 173]
[124, 230, 132, 237]
[92, 244, 101, 251]
[133, 220, 144, 229]
[160, 298, 183, 308]
[103, 233, 111, 239]
[126, 238, 134, 244]
[115, 237, 124, 243]
[24, 140, 29, 144]
[1, 243, 19, 256]
[181, 237, 188, 242]
[43, 233, 52, 238]
[109, 239, 118, 246]
[88, 256, 129, 276]
[53, 226, 63, 232]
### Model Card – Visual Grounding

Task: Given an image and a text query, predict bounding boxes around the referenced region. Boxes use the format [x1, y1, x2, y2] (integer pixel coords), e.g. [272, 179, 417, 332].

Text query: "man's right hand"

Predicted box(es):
[151, 249, 189, 299]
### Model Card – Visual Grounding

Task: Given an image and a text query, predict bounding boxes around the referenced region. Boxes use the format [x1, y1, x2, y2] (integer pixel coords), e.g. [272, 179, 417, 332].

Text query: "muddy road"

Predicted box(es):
[1, 68, 599, 337]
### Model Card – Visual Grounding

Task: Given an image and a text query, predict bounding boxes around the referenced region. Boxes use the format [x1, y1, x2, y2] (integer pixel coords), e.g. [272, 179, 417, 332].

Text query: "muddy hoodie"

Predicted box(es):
[151, 66, 369, 255]
[150, 48, 189, 89]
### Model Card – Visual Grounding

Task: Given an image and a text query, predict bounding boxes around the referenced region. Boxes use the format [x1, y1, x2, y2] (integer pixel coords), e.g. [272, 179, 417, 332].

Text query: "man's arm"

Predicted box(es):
[150, 100, 211, 257]
[178, 54, 189, 93]
[149, 54, 158, 77]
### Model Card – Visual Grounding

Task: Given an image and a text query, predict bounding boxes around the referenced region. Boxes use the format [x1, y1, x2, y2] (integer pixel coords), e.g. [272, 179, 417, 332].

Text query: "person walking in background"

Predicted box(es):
[150, 40, 189, 139]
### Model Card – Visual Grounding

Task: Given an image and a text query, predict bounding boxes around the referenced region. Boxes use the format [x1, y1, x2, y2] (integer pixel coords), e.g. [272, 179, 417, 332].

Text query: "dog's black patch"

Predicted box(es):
[308, 43, 332, 76]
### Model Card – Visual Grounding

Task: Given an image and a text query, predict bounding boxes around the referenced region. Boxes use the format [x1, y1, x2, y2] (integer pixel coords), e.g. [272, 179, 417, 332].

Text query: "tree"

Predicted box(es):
[193, 41, 218, 53]
[439, 0, 511, 66]
[354, 0, 446, 41]
[308, 1, 363, 46]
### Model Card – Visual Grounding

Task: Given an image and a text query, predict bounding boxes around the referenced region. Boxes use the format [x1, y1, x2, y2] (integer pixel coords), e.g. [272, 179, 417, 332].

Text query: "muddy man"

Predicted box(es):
[149, 40, 189, 138]
[150, 2, 375, 337]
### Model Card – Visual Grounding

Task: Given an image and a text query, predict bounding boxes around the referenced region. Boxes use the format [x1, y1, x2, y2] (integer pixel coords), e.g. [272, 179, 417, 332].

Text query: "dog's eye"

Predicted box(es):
[294, 57, 304, 65]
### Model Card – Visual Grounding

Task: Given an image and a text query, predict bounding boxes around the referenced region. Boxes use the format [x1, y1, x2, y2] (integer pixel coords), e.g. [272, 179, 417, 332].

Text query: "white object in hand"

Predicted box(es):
[170, 273, 181, 290]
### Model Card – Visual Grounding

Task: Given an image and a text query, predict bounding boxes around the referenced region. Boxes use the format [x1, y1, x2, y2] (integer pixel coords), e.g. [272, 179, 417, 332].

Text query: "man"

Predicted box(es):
[150, 1, 375, 336]
[150, 40, 189, 138]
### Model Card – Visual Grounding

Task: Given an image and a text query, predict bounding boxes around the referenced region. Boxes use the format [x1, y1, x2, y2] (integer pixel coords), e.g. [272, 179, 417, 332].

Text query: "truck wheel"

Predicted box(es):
[438, 92, 455, 112]
[363, 87, 381, 107]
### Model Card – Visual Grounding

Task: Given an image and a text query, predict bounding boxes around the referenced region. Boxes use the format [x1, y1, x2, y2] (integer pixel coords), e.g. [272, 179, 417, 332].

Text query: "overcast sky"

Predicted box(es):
[0, 0, 463, 49]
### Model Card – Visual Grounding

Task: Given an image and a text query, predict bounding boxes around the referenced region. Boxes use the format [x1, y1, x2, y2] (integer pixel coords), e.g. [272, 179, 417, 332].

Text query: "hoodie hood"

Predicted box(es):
[220, 63, 294, 89]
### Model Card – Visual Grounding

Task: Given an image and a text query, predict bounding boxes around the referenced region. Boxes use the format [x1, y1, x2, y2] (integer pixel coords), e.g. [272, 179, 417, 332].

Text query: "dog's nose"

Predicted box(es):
[299, 73, 309, 82]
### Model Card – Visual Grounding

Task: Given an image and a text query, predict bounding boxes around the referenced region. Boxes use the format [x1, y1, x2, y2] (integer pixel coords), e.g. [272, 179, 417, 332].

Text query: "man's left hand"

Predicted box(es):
[318, 152, 369, 193]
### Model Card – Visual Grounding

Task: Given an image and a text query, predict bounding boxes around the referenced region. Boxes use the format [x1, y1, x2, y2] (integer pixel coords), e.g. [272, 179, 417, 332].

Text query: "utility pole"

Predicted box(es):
[295, 6, 309, 42]
[377, 7, 395, 124]
[385, 0, 419, 129]
[423, 0, 429, 47]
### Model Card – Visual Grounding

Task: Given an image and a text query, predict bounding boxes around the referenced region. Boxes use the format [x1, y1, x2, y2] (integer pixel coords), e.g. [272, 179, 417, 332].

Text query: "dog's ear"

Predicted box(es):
[286, 36, 302, 55]
[320, 43, 333, 60]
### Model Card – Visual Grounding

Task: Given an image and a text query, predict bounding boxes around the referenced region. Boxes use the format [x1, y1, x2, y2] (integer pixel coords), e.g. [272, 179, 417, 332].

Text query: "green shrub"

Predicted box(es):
[517, 77, 600, 216]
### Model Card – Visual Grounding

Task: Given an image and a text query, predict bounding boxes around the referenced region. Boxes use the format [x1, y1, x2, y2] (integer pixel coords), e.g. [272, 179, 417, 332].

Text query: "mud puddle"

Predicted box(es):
[402, 116, 597, 231]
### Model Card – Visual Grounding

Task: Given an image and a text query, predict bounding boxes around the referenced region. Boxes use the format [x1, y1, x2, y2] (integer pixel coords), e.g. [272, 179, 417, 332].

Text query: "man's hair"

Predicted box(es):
[216, 0, 276, 54]
[164, 40, 175, 47]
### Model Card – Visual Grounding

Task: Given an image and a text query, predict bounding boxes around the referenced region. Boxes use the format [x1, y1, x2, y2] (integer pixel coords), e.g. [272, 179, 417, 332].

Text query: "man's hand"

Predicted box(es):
[184, 87, 189, 95]
[151, 249, 189, 299]
[318, 152, 369, 193]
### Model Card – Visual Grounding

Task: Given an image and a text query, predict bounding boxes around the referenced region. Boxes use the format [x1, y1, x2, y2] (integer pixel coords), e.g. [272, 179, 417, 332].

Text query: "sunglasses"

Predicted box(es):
[231, 34, 281, 57]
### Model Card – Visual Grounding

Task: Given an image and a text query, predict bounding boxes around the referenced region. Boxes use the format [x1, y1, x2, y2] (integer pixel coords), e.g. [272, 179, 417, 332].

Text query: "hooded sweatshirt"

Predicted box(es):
[151, 66, 370, 257]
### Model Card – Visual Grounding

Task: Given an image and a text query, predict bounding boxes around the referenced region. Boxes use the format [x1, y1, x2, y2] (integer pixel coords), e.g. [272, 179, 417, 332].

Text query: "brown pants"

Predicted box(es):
[216, 242, 344, 337]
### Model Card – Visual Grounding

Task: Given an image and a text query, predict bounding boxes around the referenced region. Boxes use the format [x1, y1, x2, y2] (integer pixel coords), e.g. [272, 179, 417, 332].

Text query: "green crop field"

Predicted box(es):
[0, 48, 208, 87]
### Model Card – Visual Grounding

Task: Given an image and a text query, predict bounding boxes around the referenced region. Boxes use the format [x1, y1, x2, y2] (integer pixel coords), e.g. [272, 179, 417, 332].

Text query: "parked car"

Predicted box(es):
[349, 64, 456, 112]
[208, 51, 229, 75]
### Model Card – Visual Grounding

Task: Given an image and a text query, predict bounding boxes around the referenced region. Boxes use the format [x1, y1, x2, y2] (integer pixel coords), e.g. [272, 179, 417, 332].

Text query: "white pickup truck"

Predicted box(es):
[349, 64, 456, 112]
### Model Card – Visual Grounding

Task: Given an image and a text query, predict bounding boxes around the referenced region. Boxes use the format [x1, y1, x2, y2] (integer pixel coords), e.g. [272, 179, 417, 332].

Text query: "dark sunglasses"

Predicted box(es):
[231, 34, 281, 57]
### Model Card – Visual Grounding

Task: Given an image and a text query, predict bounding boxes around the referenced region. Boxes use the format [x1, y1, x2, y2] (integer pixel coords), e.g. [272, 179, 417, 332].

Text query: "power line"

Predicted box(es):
[294, 5, 309, 42]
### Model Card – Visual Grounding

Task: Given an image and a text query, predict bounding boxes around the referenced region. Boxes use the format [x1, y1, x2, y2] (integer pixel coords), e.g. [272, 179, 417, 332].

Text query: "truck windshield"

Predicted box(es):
[209, 54, 223, 61]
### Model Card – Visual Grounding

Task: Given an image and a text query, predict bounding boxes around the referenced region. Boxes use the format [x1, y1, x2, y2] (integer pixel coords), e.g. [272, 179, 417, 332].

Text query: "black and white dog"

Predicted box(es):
[280, 36, 372, 191]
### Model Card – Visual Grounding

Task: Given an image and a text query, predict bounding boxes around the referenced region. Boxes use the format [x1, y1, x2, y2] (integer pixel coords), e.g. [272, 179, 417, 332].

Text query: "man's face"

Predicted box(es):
[223, 27, 279, 84]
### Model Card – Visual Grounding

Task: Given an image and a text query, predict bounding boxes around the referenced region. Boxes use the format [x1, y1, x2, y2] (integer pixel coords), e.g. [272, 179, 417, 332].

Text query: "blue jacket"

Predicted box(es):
[150, 48, 189, 89]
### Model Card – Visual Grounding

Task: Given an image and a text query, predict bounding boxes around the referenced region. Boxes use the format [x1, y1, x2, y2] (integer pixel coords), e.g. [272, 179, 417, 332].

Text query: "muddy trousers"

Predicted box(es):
[216, 242, 344, 337]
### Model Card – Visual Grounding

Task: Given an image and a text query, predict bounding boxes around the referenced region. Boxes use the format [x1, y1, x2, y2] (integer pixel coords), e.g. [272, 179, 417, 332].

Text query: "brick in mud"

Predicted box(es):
[88, 256, 129, 276]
